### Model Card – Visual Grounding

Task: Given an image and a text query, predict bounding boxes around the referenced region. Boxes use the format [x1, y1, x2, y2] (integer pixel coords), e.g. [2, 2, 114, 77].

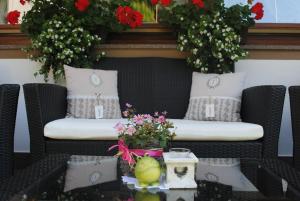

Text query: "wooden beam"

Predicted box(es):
[1, 24, 300, 59]
[1, 44, 300, 60]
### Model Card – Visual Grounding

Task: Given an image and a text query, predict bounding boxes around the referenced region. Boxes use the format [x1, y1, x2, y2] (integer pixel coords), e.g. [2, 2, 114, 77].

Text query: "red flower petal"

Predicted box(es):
[251, 2, 264, 20]
[75, 0, 90, 12]
[192, 0, 205, 9]
[115, 6, 143, 29]
[6, 10, 21, 25]
[160, 0, 172, 7]
[151, 0, 159, 5]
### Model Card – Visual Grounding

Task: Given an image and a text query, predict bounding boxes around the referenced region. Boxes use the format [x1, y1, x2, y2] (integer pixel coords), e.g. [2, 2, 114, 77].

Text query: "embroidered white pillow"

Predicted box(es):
[185, 72, 246, 122]
[64, 65, 121, 119]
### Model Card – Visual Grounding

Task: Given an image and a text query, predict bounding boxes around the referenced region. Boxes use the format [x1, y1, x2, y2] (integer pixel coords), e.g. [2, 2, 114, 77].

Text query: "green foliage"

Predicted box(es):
[24, 15, 104, 81]
[224, 4, 255, 34]
[21, 0, 130, 81]
[159, 0, 255, 73]
[21, 0, 258, 79]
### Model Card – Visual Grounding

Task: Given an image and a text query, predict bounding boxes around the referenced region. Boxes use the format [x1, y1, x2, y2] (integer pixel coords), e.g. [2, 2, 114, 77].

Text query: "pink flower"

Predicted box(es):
[143, 114, 153, 122]
[133, 114, 144, 125]
[126, 126, 136, 135]
[126, 103, 132, 108]
[114, 122, 126, 133]
[157, 115, 166, 124]
[123, 110, 129, 117]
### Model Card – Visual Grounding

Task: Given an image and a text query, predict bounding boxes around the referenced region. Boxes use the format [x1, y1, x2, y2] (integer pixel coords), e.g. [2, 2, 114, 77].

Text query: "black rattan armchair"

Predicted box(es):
[0, 84, 20, 180]
[23, 58, 286, 162]
[289, 86, 300, 171]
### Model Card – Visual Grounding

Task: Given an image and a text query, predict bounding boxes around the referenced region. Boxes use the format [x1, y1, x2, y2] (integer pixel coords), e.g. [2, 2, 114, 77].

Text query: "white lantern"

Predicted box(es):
[163, 151, 199, 189]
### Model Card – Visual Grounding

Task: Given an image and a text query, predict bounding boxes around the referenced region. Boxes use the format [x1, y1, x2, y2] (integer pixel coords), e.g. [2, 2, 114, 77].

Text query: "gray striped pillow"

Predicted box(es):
[185, 72, 246, 122]
[64, 65, 121, 119]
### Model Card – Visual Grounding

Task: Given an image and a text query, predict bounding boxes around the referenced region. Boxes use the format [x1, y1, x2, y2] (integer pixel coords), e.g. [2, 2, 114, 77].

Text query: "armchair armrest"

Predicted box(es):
[289, 86, 300, 170]
[241, 85, 286, 158]
[0, 84, 20, 180]
[23, 83, 67, 162]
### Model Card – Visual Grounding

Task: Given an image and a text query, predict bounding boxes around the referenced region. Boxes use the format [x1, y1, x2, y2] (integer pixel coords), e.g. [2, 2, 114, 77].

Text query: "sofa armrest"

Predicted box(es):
[0, 84, 20, 180]
[23, 83, 67, 162]
[289, 86, 300, 170]
[241, 85, 286, 158]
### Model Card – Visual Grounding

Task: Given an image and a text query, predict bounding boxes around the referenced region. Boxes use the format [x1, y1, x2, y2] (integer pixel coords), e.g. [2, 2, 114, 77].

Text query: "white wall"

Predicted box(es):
[0, 59, 299, 156]
[236, 60, 300, 156]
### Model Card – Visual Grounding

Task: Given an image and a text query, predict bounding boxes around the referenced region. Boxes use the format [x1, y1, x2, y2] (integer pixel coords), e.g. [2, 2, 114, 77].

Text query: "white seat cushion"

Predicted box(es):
[44, 118, 263, 141]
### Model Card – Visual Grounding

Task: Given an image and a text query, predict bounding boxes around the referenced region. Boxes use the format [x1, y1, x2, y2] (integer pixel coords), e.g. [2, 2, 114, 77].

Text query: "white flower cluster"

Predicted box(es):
[30, 16, 105, 78]
[177, 12, 248, 73]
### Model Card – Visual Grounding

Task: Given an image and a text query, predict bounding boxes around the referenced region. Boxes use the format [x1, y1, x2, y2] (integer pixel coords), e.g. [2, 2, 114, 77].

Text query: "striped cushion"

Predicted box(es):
[185, 97, 241, 122]
[185, 72, 246, 122]
[67, 96, 121, 119]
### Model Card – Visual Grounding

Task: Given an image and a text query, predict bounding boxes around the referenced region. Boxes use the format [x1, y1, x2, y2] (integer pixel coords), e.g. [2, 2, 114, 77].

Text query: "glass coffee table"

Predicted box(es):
[1, 154, 300, 201]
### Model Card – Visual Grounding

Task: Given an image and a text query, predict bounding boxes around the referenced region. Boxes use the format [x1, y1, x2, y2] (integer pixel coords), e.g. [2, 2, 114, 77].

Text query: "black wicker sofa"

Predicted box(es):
[289, 86, 300, 171]
[23, 57, 286, 162]
[0, 84, 20, 180]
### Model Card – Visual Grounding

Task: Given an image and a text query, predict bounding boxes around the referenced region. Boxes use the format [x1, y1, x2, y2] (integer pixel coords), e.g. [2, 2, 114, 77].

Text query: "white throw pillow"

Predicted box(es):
[185, 72, 246, 122]
[64, 156, 118, 192]
[64, 65, 121, 119]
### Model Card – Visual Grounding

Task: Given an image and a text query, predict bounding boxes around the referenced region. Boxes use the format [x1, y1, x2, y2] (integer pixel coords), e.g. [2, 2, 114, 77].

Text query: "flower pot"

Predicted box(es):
[119, 147, 164, 177]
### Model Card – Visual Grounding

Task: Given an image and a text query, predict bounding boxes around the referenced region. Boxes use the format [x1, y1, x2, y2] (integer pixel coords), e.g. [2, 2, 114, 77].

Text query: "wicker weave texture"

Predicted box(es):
[241, 85, 286, 158]
[23, 59, 286, 159]
[289, 86, 300, 171]
[0, 85, 20, 181]
[0, 154, 69, 201]
[23, 84, 67, 162]
[262, 159, 300, 193]
[24, 83, 286, 159]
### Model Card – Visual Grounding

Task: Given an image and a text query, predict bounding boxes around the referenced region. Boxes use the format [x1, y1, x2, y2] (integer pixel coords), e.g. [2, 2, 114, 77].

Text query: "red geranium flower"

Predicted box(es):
[116, 6, 131, 25]
[75, 0, 90, 12]
[116, 6, 143, 29]
[192, 0, 205, 8]
[151, 0, 159, 5]
[151, 0, 171, 7]
[128, 11, 143, 28]
[160, 0, 172, 6]
[251, 2, 264, 20]
[20, 0, 30, 5]
[6, 10, 20, 25]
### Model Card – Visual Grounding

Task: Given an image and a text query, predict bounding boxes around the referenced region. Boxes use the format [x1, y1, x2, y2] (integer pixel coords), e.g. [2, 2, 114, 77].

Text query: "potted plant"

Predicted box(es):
[159, 0, 264, 73]
[6, 0, 144, 81]
[109, 103, 175, 167]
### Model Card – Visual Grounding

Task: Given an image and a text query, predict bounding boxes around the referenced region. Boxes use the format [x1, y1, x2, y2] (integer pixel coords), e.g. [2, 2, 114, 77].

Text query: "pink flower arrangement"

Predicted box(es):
[133, 114, 144, 125]
[109, 104, 175, 165]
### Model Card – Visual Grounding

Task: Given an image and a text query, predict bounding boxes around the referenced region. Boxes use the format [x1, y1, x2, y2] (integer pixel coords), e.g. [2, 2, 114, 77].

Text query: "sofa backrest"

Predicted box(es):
[97, 57, 193, 119]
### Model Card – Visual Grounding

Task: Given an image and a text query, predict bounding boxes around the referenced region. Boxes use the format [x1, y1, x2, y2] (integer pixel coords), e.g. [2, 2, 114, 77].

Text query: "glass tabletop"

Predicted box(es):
[8, 155, 300, 201]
